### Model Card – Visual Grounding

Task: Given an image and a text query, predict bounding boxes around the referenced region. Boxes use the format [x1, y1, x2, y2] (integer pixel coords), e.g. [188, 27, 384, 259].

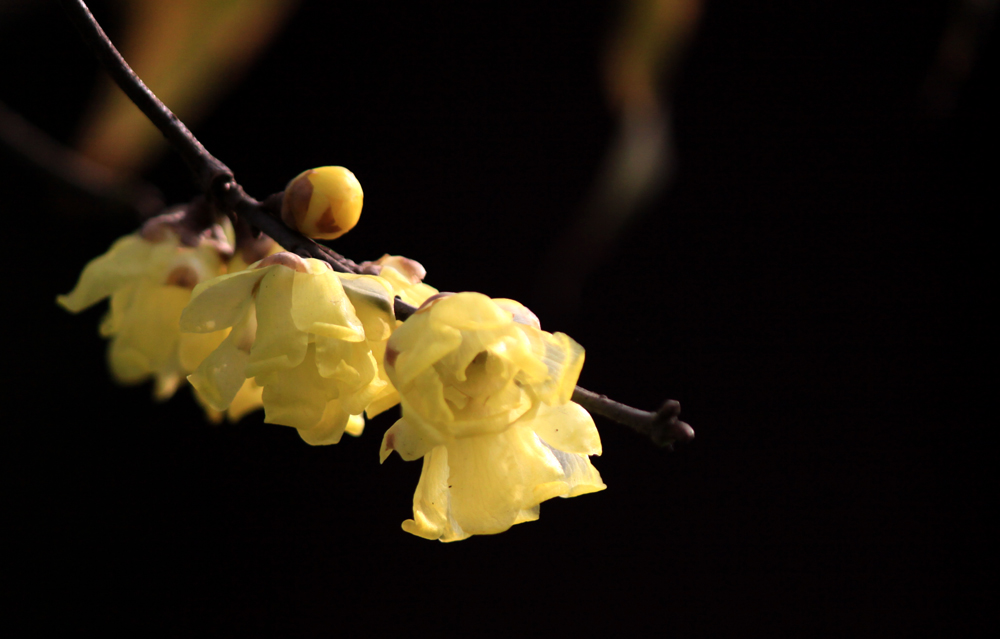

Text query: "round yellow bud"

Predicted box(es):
[280, 166, 363, 240]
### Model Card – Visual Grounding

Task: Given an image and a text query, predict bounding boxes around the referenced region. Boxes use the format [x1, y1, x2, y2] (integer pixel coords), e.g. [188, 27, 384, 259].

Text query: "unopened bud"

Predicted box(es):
[280, 166, 363, 240]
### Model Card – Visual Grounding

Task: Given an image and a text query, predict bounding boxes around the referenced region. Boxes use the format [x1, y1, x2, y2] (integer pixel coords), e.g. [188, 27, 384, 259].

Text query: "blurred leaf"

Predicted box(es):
[76, 0, 300, 175]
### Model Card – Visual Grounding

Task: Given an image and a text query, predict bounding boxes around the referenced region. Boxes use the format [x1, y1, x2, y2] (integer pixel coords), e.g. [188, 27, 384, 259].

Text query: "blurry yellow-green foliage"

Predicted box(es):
[76, 0, 299, 175]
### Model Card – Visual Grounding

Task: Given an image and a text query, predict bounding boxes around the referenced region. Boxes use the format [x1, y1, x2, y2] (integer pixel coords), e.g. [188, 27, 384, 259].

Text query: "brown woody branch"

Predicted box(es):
[57, 0, 693, 447]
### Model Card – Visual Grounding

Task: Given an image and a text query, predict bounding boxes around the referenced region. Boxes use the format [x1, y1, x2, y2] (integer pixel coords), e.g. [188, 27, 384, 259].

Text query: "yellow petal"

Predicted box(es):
[181, 267, 265, 333]
[429, 292, 512, 331]
[525, 402, 602, 456]
[246, 266, 308, 377]
[443, 426, 565, 537]
[290, 263, 365, 341]
[340, 274, 396, 340]
[57, 234, 156, 313]
[226, 378, 264, 422]
[187, 306, 255, 411]
[380, 416, 442, 463]
[344, 413, 365, 437]
[296, 400, 352, 446]
[389, 313, 463, 387]
[258, 345, 337, 431]
[107, 280, 189, 387]
[178, 327, 229, 372]
[543, 443, 606, 498]
[401, 446, 463, 541]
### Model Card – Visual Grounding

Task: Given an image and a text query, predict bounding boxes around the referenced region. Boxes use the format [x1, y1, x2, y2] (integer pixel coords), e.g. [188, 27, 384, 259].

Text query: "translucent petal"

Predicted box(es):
[290, 264, 365, 341]
[380, 416, 442, 463]
[314, 336, 376, 388]
[365, 387, 400, 419]
[542, 443, 607, 497]
[344, 414, 365, 437]
[429, 292, 512, 331]
[178, 328, 229, 372]
[389, 313, 463, 387]
[443, 426, 565, 537]
[246, 267, 308, 377]
[226, 378, 264, 422]
[57, 234, 156, 313]
[107, 281, 189, 386]
[259, 346, 337, 431]
[187, 307, 255, 411]
[339, 274, 395, 340]
[296, 400, 352, 446]
[401, 446, 465, 541]
[181, 267, 265, 333]
[525, 402, 602, 456]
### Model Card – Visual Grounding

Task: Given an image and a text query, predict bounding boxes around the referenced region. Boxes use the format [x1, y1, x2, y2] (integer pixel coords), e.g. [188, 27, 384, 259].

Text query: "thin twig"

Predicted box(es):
[57, 0, 692, 446]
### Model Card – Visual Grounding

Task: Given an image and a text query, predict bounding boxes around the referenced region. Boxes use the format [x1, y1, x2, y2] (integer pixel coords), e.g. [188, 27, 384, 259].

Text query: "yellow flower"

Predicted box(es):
[380, 292, 605, 542]
[180, 252, 387, 445]
[57, 220, 231, 399]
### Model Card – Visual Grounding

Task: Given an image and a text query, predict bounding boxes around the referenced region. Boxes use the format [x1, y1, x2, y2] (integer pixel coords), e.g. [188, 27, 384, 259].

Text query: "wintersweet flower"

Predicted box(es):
[180, 252, 387, 445]
[57, 214, 233, 399]
[380, 292, 605, 542]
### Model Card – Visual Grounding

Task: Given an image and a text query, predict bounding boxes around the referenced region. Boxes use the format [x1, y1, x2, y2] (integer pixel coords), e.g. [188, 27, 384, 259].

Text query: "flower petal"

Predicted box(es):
[443, 425, 566, 537]
[296, 400, 353, 446]
[290, 263, 365, 341]
[380, 416, 442, 463]
[107, 281, 189, 386]
[258, 345, 337, 431]
[525, 402, 602, 456]
[187, 306, 256, 411]
[57, 235, 155, 313]
[181, 267, 265, 333]
[401, 446, 465, 541]
[246, 266, 308, 377]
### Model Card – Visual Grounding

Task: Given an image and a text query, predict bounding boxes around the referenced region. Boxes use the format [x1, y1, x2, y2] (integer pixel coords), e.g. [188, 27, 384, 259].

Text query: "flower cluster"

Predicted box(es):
[180, 251, 438, 445]
[381, 292, 604, 541]
[57, 212, 261, 420]
[58, 170, 607, 542]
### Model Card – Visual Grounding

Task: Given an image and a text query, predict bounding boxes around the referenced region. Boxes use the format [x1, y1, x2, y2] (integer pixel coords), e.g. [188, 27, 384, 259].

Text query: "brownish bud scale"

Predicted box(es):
[164, 265, 199, 289]
[415, 292, 456, 314]
[280, 166, 363, 240]
[255, 251, 309, 273]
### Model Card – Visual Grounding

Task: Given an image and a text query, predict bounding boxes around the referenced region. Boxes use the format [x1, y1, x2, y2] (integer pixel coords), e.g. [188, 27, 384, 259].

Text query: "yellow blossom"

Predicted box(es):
[57, 221, 231, 399]
[380, 292, 604, 542]
[180, 252, 386, 445]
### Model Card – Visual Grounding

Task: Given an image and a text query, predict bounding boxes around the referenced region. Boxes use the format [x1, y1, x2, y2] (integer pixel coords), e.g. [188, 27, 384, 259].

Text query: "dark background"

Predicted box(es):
[3, 0, 994, 635]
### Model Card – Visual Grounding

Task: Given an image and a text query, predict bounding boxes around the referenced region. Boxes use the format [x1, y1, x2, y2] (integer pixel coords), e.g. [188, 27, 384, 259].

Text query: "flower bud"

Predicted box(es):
[280, 167, 363, 240]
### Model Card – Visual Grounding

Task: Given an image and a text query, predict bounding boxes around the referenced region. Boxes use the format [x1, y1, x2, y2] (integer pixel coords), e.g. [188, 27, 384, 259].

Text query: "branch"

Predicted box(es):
[58, 0, 692, 447]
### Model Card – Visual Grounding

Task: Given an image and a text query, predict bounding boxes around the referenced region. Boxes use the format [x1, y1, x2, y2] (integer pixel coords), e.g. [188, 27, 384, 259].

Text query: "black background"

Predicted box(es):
[3, 1, 994, 635]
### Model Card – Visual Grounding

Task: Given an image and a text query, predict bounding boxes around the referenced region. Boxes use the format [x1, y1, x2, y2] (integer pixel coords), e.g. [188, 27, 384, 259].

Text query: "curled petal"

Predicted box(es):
[178, 327, 229, 372]
[57, 235, 156, 313]
[525, 402, 602, 456]
[340, 274, 396, 340]
[181, 267, 266, 333]
[107, 281, 189, 385]
[390, 313, 463, 387]
[401, 447, 461, 541]
[187, 307, 256, 412]
[428, 292, 512, 331]
[290, 261, 365, 341]
[295, 400, 353, 446]
[258, 345, 338, 432]
[380, 416, 442, 463]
